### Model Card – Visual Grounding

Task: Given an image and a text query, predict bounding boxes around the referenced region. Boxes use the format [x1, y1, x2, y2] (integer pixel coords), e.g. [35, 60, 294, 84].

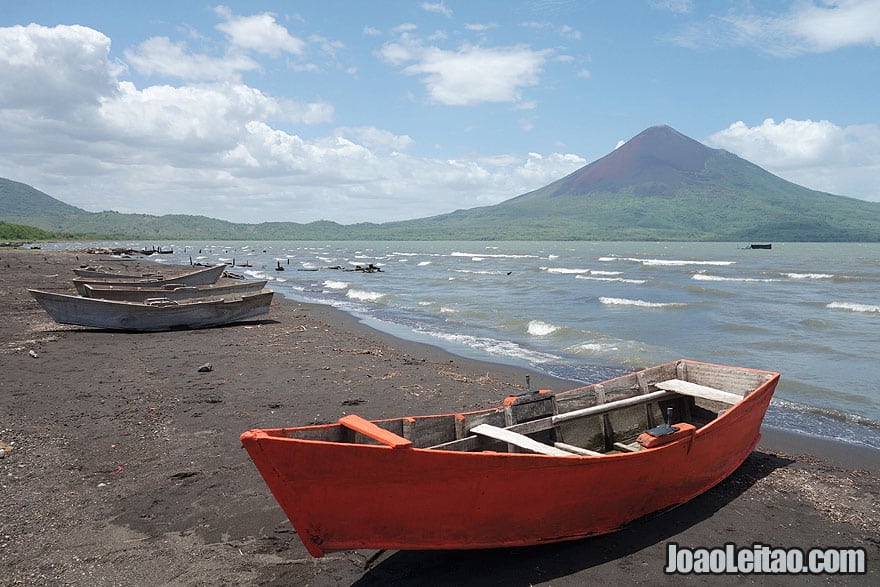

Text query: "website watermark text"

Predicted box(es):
[665, 543, 866, 575]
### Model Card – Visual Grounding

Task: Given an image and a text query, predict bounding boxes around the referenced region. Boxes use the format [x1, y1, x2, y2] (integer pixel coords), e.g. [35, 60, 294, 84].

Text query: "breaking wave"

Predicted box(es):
[783, 272, 834, 279]
[599, 256, 735, 267]
[346, 289, 385, 303]
[826, 302, 880, 314]
[599, 297, 686, 308]
[322, 280, 349, 290]
[692, 274, 778, 283]
[576, 275, 646, 284]
[527, 320, 560, 336]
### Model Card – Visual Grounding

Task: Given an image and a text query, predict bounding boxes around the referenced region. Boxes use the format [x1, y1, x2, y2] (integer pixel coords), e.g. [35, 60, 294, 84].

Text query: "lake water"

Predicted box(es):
[45, 241, 880, 450]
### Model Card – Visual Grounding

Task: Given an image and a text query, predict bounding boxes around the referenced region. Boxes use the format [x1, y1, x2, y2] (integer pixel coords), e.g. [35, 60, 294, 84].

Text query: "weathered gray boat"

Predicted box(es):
[79, 279, 268, 302]
[73, 268, 164, 279]
[29, 289, 273, 331]
[72, 264, 227, 294]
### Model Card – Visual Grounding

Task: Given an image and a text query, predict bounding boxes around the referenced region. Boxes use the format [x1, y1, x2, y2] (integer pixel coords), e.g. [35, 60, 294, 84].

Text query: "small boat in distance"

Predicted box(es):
[241, 359, 779, 557]
[79, 279, 268, 302]
[747, 243, 772, 249]
[29, 288, 273, 331]
[71, 264, 227, 294]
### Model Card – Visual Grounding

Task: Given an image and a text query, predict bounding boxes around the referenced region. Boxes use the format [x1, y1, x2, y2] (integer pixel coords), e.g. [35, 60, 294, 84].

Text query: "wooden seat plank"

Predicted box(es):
[338, 414, 412, 449]
[554, 442, 602, 456]
[613, 442, 642, 453]
[654, 379, 742, 405]
[550, 389, 672, 426]
[470, 424, 574, 456]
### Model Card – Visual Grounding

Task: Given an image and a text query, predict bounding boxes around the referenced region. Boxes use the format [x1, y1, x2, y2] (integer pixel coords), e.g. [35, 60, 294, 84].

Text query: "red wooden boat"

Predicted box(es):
[241, 359, 779, 557]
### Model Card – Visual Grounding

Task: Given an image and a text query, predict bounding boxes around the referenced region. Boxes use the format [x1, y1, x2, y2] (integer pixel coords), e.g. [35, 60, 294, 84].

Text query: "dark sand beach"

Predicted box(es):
[1, 249, 877, 586]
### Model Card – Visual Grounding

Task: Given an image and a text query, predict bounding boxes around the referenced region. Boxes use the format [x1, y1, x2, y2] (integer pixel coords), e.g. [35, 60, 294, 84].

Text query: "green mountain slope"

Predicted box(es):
[0, 220, 56, 241]
[2, 126, 879, 241]
[0, 178, 86, 217]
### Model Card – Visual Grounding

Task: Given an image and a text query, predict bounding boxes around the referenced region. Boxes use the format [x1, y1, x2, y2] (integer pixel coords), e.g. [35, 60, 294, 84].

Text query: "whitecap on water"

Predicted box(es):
[826, 301, 880, 313]
[346, 289, 386, 302]
[322, 280, 349, 290]
[527, 320, 560, 336]
[598, 297, 686, 308]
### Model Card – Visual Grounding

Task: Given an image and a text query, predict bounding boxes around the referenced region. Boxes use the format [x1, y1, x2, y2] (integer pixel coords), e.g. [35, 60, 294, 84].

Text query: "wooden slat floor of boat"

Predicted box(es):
[470, 424, 575, 456]
[654, 379, 743, 404]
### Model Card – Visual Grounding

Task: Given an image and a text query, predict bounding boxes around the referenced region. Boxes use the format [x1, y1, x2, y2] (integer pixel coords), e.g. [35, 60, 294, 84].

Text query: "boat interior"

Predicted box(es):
[275, 361, 775, 457]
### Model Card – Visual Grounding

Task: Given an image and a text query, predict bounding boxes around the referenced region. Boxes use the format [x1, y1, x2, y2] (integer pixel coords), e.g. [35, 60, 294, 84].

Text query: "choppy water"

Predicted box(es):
[44, 241, 880, 450]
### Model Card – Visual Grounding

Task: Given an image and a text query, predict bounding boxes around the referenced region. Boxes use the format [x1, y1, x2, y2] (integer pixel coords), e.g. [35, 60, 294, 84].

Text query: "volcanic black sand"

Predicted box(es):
[1, 249, 877, 585]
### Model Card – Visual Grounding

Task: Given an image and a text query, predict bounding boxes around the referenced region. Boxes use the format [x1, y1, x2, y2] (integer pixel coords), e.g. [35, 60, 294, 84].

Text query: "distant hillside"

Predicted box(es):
[2, 126, 879, 241]
[0, 220, 56, 241]
[0, 178, 86, 217]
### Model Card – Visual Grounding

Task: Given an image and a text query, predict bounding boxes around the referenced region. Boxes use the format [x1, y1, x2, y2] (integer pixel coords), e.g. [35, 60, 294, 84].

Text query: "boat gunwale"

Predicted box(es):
[81, 279, 268, 293]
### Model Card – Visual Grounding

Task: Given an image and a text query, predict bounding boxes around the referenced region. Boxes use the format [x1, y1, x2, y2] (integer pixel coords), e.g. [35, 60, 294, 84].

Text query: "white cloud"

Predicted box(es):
[519, 119, 535, 132]
[784, 0, 880, 52]
[708, 118, 880, 201]
[0, 24, 123, 114]
[558, 25, 581, 40]
[393, 23, 418, 34]
[125, 37, 260, 81]
[381, 40, 551, 106]
[214, 5, 305, 57]
[97, 82, 332, 147]
[378, 41, 419, 66]
[334, 127, 414, 152]
[668, 0, 880, 56]
[422, 2, 453, 18]
[650, 0, 693, 14]
[520, 20, 582, 40]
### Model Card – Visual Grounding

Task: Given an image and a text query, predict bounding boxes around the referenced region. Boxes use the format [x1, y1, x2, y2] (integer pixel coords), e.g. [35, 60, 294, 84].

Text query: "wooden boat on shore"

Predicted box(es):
[29, 288, 273, 331]
[79, 279, 268, 302]
[71, 264, 226, 294]
[73, 268, 163, 279]
[241, 359, 779, 557]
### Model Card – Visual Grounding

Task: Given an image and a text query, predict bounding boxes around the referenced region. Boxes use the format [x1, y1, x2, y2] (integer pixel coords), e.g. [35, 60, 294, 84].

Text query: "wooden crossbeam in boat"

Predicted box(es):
[338, 414, 412, 449]
[550, 389, 672, 426]
[470, 424, 575, 456]
[613, 442, 642, 453]
[654, 379, 742, 405]
[554, 442, 602, 456]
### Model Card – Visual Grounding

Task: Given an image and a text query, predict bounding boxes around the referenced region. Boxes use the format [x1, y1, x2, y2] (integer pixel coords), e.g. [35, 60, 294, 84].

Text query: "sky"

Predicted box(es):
[1, 0, 879, 225]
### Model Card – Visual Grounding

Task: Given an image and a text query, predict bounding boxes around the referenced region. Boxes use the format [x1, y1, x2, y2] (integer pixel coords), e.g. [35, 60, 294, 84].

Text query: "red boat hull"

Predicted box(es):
[241, 361, 778, 556]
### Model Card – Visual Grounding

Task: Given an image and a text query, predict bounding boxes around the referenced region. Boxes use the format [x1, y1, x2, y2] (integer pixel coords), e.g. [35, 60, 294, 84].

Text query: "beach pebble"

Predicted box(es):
[198, 363, 213, 372]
